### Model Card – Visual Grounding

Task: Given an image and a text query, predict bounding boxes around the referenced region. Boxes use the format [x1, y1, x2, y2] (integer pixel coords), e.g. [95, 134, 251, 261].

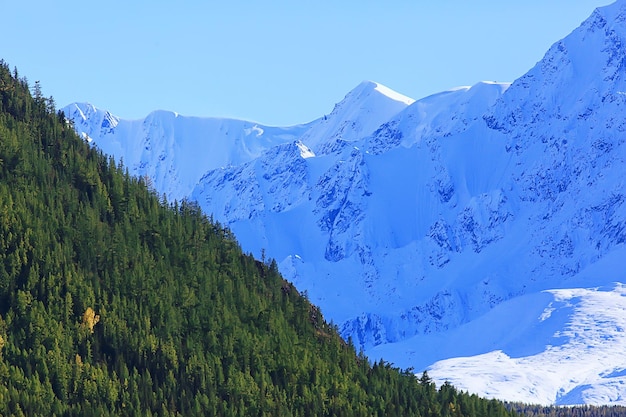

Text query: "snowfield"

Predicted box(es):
[374, 280, 626, 405]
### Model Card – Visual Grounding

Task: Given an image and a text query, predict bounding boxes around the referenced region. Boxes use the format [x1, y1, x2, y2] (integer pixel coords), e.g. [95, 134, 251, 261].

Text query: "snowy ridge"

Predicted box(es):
[63, 102, 313, 201]
[63, 1, 626, 406]
[365, 81, 510, 155]
[371, 81, 415, 105]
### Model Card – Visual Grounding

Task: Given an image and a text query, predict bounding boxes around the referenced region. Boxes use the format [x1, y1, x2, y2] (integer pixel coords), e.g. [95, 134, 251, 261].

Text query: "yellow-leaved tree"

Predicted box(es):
[82, 307, 100, 334]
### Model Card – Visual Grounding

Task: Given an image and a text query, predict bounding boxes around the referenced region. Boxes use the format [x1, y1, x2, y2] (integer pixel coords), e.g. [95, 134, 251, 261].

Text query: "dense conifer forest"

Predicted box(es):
[0, 59, 613, 416]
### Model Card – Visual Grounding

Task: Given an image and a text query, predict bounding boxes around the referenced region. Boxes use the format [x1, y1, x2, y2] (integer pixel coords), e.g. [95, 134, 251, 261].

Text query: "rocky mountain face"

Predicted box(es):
[62, 0, 626, 406]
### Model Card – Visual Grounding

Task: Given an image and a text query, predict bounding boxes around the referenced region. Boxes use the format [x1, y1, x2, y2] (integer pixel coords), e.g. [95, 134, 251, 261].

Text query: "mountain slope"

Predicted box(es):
[426, 284, 626, 406]
[0, 59, 524, 417]
[61, 0, 626, 406]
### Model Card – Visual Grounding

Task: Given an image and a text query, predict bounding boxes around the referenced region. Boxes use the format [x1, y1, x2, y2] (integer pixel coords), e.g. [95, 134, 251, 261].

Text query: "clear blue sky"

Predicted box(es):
[1, 0, 613, 126]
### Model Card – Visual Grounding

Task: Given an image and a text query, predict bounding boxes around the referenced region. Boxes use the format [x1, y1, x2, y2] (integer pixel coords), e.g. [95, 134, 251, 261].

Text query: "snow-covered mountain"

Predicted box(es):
[63, 0, 626, 406]
[62, 102, 315, 201]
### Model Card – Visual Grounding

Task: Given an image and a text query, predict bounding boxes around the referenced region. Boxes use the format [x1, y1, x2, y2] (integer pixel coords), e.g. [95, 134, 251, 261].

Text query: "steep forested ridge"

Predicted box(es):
[0, 60, 518, 416]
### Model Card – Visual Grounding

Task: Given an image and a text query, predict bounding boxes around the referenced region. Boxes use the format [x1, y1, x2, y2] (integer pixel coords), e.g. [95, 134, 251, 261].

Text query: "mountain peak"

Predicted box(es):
[484, 0, 626, 135]
[350, 80, 415, 106]
[298, 81, 415, 153]
[351, 80, 415, 105]
[63, 102, 120, 134]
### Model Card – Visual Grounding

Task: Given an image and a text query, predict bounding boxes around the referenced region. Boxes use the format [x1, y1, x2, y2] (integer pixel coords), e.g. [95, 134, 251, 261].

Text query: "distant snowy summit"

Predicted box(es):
[62, 0, 626, 406]
[62, 102, 314, 201]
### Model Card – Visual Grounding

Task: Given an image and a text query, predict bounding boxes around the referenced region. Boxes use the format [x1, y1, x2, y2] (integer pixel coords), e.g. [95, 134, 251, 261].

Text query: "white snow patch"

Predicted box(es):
[80, 132, 93, 143]
[296, 141, 315, 159]
[373, 82, 415, 105]
[244, 125, 264, 137]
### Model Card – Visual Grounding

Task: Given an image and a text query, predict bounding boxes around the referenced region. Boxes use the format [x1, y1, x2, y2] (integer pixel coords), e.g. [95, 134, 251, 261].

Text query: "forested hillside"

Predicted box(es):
[0, 60, 520, 416]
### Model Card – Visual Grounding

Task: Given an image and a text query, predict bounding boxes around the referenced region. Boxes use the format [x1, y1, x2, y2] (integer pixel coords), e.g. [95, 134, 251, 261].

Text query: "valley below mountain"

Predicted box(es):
[63, 0, 626, 406]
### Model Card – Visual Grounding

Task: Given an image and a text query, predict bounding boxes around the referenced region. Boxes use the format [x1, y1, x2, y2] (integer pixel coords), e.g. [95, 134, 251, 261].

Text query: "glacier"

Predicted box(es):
[62, 0, 626, 406]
